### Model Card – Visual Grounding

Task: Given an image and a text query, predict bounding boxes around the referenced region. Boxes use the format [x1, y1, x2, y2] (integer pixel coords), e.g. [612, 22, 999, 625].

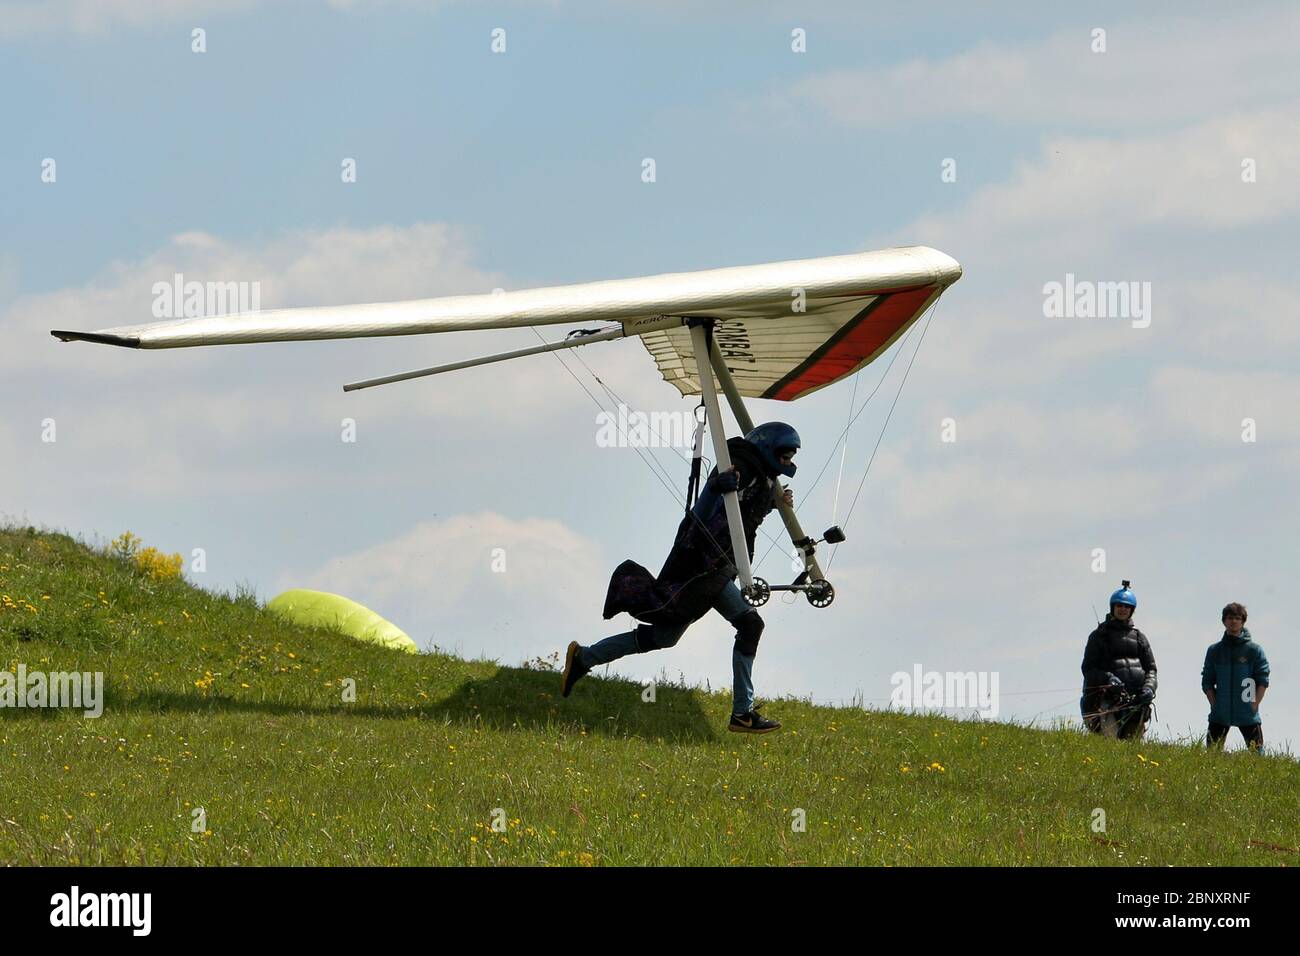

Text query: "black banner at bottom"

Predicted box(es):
[0, 866, 1283, 939]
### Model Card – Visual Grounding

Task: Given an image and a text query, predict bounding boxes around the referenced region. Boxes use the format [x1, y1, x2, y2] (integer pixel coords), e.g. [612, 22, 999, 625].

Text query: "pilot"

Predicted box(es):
[562, 422, 800, 734]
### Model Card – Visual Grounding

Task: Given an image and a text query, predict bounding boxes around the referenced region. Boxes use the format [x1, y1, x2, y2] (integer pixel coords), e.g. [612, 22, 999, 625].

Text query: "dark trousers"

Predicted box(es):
[1207, 721, 1264, 751]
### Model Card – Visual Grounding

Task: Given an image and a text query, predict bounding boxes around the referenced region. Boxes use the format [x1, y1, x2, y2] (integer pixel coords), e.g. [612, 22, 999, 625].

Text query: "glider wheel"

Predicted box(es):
[743, 577, 771, 608]
[806, 579, 835, 608]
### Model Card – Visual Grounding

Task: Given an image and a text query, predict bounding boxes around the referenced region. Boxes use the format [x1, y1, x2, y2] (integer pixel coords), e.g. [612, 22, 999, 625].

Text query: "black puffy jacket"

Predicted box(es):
[602, 437, 776, 627]
[1081, 615, 1158, 701]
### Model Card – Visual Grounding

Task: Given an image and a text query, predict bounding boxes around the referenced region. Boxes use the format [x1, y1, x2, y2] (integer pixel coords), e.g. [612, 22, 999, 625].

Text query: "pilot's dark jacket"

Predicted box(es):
[602, 437, 777, 628]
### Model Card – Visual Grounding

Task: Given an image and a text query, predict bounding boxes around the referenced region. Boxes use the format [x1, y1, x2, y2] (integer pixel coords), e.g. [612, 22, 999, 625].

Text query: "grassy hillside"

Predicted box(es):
[1, 525, 1296, 866]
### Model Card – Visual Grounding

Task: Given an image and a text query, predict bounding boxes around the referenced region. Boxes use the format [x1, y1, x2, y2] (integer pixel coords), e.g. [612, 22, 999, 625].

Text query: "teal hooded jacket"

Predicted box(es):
[1201, 629, 1270, 727]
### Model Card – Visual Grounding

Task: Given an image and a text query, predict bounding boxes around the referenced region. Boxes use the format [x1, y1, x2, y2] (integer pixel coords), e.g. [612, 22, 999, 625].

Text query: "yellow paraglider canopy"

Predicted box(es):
[267, 589, 418, 655]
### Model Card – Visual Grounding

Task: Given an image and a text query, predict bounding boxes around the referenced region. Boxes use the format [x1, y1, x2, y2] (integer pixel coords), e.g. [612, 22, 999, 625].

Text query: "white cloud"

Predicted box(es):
[791, 10, 1300, 131]
[3, 223, 652, 509]
[7, 222, 617, 434]
[1164, 276, 1300, 358]
[0, 256, 18, 304]
[8, 222, 506, 376]
[15, 223, 693, 443]
[916, 397, 1142, 457]
[0, 0, 259, 38]
[1152, 367, 1300, 444]
[0, 0, 799, 38]
[898, 458, 1244, 529]
[908, 112, 1300, 257]
[853, 111, 1300, 394]
[284, 511, 607, 658]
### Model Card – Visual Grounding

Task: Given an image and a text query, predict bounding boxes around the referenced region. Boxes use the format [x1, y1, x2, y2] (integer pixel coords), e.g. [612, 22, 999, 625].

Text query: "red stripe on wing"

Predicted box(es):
[766, 285, 937, 402]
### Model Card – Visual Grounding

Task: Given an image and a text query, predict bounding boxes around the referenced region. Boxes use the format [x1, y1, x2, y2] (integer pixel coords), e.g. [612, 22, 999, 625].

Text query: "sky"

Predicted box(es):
[3, 0, 1297, 752]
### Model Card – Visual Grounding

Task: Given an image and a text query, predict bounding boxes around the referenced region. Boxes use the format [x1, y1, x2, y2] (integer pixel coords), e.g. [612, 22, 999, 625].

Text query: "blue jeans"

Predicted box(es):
[580, 582, 757, 714]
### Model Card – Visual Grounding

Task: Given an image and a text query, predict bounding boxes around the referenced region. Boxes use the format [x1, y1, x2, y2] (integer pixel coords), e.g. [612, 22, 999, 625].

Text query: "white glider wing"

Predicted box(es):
[52, 245, 960, 401]
[51, 245, 963, 593]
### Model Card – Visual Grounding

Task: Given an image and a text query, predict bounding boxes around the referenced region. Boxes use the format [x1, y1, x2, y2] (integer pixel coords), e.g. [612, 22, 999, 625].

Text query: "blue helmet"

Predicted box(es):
[745, 422, 801, 478]
[1109, 580, 1137, 610]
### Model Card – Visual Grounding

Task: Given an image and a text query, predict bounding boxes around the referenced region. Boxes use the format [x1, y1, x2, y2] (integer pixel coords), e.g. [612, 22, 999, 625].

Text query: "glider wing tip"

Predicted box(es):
[50, 329, 142, 348]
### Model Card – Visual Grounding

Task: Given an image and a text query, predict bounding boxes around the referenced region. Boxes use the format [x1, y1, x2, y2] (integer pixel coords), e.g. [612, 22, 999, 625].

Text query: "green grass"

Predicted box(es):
[1, 524, 1296, 866]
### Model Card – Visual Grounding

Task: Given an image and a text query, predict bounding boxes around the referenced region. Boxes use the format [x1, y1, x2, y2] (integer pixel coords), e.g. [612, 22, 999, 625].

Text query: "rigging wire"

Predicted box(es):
[826, 296, 942, 572]
[830, 370, 859, 526]
[752, 296, 942, 574]
[525, 325, 748, 573]
[527, 291, 943, 584]
[525, 326, 690, 510]
[552, 326, 790, 555]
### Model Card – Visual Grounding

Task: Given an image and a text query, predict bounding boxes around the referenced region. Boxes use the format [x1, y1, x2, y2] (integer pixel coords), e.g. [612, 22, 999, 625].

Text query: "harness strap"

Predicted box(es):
[685, 403, 707, 515]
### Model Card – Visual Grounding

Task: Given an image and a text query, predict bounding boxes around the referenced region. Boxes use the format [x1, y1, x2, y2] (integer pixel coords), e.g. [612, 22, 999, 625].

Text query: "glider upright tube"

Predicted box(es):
[689, 322, 754, 592]
[709, 346, 827, 584]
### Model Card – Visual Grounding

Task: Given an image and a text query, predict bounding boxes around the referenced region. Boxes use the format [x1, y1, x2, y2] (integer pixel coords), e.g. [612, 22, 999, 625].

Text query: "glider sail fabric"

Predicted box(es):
[51, 246, 960, 361]
[641, 282, 945, 402]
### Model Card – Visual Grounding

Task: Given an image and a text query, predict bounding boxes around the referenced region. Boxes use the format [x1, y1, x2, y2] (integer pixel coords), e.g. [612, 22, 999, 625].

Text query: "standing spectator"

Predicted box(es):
[1081, 581, 1157, 739]
[1202, 602, 1270, 752]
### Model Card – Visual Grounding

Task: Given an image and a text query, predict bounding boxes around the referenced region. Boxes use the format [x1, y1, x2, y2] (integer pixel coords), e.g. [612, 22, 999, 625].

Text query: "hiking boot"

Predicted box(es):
[561, 641, 590, 698]
[729, 708, 781, 734]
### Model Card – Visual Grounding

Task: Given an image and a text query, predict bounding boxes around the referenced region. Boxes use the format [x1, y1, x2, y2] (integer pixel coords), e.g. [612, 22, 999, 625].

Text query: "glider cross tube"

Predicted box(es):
[342, 324, 634, 392]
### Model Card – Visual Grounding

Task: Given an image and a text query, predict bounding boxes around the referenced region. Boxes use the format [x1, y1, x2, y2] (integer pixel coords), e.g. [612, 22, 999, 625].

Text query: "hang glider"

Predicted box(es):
[52, 245, 962, 604]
